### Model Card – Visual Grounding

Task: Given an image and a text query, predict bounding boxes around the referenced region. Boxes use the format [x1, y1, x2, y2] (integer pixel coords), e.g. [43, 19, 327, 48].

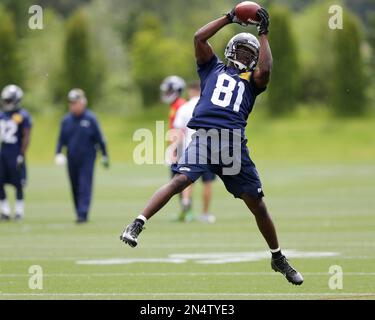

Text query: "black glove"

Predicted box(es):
[257, 8, 270, 36]
[226, 7, 247, 26]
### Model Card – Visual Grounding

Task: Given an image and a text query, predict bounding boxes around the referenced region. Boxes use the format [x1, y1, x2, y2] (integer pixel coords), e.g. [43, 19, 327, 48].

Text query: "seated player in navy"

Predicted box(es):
[0, 85, 32, 221]
[120, 6, 303, 285]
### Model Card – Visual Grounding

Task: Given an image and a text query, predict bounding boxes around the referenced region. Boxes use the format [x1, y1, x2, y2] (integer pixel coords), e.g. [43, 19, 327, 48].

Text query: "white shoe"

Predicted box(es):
[198, 213, 216, 224]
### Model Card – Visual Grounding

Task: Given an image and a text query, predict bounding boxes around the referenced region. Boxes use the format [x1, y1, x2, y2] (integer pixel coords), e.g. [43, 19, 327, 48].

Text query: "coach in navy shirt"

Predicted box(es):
[55, 89, 109, 223]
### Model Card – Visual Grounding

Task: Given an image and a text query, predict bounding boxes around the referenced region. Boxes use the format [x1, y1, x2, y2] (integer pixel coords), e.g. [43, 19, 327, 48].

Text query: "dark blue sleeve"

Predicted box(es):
[22, 111, 32, 129]
[249, 72, 267, 96]
[92, 117, 108, 157]
[56, 119, 66, 154]
[197, 55, 221, 85]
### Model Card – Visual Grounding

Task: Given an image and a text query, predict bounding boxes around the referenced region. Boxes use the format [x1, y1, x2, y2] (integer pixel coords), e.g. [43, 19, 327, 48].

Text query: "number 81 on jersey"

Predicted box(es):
[211, 73, 245, 112]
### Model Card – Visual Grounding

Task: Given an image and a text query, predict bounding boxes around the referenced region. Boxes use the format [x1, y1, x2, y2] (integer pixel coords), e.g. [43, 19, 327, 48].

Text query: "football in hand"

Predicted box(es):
[235, 1, 261, 25]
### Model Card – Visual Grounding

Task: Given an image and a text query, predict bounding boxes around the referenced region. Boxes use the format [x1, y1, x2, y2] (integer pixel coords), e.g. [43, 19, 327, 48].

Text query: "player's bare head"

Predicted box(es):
[160, 76, 186, 104]
[187, 81, 200, 98]
[68, 88, 87, 116]
[1, 84, 23, 112]
[224, 33, 260, 72]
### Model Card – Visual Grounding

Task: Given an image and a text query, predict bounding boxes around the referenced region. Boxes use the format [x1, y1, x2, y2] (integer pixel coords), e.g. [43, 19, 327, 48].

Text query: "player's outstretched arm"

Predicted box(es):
[194, 16, 231, 65]
[253, 8, 273, 88]
[194, 5, 254, 65]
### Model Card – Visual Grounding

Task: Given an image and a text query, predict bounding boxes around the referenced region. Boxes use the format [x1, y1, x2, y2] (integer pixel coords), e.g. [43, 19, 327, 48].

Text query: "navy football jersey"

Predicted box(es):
[187, 55, 266, 136]
[0, 108, 32, 155]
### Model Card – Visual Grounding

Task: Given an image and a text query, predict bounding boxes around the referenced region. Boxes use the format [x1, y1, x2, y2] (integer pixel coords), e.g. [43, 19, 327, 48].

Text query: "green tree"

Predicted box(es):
[331, 13, 366, 116]
[0, 6, 23, 89]
[23, 9, 64, 113]
[267, 5, 300, 116]
[368, 13, 375, 73]
[1, 0, 32, 36]
[293, 1, 335, 103]
[130, 13, 194, 107]
[368, 13, 375, 109]
[39, 0, 91, 17]
[61, 9, 105, 107]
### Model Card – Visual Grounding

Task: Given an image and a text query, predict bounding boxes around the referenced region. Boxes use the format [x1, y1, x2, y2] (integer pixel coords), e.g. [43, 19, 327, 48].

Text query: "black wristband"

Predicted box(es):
[225, 12, 233, 23]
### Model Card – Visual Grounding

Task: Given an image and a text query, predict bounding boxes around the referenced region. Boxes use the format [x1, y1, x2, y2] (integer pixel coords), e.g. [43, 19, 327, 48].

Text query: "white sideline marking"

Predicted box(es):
[0, 242, 374, 249]
[1, 255, 373, 262]
[77, 258, 187, 265]
[0, 272, 375, 278]
[0, 293, 374, 298]
[76, 250, 339, 265]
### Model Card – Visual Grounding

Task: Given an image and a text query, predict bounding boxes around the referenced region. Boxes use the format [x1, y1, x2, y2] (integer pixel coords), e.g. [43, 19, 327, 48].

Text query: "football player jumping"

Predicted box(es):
[121, 7, 303, 285]
[0, 85, 32, 221]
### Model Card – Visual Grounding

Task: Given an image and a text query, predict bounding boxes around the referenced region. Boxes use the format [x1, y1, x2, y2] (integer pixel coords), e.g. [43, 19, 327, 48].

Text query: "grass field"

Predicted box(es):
[0, 160, 374, 300]
[0, 109, 374, 300]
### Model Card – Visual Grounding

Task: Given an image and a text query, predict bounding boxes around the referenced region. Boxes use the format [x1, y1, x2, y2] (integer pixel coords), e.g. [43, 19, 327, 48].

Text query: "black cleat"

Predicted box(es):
[76, 217, 88, 224]
[14, 214, 23, 221]
[1, 213, 10, 221]
[271, 255, 304, 285]
[120, 221, 144, 248]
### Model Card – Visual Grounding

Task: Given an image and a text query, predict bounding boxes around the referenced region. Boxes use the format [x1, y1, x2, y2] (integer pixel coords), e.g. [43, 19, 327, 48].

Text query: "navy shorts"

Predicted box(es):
[201, 170, 216, 182]
[0, 152, 26, 187]
[172, 129, 263, 199]
[170, 165, 216, 182]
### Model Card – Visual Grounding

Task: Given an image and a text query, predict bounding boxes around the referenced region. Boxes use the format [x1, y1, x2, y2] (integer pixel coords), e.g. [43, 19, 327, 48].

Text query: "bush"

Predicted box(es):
[293, 1, 335, 103]
[57, 9, 106, 107]
[0, 5, 23, 89]
[130, 13, 194, 107]
[267, 5, 300, 116]
[331, 12, 366, 116]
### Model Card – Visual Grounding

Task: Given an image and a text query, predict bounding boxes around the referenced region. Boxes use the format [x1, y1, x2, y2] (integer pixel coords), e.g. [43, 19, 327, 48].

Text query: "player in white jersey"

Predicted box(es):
[173, 81, 216, 223]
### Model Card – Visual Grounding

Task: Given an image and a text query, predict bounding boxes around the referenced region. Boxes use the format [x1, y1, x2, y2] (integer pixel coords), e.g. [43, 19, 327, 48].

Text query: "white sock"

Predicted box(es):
[1, 200, 11, 216]
[270, 247, 281, 253]
[15, 200, 24, 217]
[136, 215, 147, 224]
[182, 198, 191, 206]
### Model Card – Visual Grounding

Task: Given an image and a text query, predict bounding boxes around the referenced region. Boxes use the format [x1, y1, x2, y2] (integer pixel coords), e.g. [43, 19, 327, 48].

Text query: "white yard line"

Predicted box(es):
[1, 272, 375, 277]
[0, 255, 373, 262]
[0, 243, 374, 248]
